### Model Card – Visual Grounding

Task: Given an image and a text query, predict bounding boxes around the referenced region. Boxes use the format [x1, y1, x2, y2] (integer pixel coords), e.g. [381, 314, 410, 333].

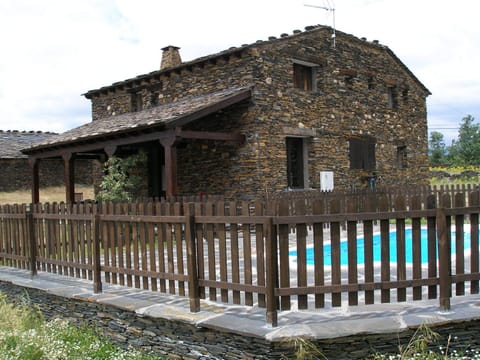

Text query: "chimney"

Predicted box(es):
[160, 45, 182, 69]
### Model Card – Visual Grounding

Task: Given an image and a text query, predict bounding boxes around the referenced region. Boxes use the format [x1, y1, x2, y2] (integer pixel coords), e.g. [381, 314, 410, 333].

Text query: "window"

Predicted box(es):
[368, 76, 375, 90]
[293, 63, 313, 90]
[151, 92, 159, 106]
[402, 88, 409, 103]
[349, 137, 376, 170]
[345, 75, 354, 88]
[397, 145, 407, 169]
[387, 86, 398, 110]
[286, 137, 306, 189]
[131, 92, 143, 112]
[293, 60, 318, 91]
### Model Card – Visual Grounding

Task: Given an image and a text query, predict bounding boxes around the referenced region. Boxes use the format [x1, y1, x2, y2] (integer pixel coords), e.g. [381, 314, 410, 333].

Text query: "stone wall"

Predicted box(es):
[0, 158, 94, 192]
[87, 26, 430, 199]
[1, 281, 480, 359]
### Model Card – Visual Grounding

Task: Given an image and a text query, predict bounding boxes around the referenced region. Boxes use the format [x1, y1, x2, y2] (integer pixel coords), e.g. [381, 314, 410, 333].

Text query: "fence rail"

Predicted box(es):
[0, 185, 480, 326]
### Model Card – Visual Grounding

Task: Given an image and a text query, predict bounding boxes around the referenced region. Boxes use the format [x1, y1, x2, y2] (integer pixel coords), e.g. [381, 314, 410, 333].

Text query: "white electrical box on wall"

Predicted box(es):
[320, 171, 334, 191]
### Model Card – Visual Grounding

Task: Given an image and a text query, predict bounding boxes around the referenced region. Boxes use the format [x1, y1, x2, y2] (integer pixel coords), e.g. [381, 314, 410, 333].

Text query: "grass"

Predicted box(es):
[0, 185, 95, 205]
[430, 166, 480, 186]
[0, 292, 162, 360]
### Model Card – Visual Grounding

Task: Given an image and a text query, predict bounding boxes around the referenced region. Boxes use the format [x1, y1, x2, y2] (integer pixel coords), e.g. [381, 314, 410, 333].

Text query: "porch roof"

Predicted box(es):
[22, 85, 252, 156]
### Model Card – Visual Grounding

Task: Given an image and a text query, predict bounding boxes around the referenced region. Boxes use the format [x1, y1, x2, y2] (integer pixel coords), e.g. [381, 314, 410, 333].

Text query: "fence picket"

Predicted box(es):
[174, 203, 185, 296]
[254, 200, 266, 308]
[116, 202, 125, 286]
[455, 193, 465, 295]
[241, 201, 253, 306]
[411, 195, 422, 300]
[469, 191, 479, 294]
[330, 198, 342, 307]
[363, 194, 375, 304]
[194, 202, 205, 299]
[229, 201, 240, 304]
[217, 201, 228, 303]
[205, 202, 216, 301]
[79, 203, 87, 279]
[312, 199, 325, 308]
[278, 199, 291, 310]
[395, 195, 407, 302]
[379, 195, 390, 303]
[146, 202, 156, 291]
[426, 195, 437, 299]
[346, 198, 358, 306]
[296, 199, 308, 309]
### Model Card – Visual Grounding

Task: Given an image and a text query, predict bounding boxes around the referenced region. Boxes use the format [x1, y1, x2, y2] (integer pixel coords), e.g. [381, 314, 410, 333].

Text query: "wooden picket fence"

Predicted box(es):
[0, 185, 479, 326]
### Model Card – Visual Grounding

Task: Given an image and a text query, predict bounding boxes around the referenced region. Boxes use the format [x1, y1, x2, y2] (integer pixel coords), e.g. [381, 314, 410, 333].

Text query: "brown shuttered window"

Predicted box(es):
[349, 137, 376, 170]
[293, 63, 313, 91]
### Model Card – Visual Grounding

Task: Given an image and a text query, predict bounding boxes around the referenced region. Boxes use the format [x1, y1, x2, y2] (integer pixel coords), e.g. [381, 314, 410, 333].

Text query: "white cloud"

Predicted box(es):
[0, 0, 478, 143]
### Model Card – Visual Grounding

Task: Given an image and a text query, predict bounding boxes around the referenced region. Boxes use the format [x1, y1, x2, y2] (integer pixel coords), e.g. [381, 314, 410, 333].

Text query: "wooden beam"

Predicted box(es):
[176, 128, 245, 142]
[159, 132, 178, 198]
[63, 152, 75, 204]
[28, 158, 40, 204]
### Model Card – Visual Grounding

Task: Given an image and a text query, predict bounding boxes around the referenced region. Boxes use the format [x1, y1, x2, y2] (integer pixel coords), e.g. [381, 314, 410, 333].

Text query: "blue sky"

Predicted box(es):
[0, 0, 478, 144]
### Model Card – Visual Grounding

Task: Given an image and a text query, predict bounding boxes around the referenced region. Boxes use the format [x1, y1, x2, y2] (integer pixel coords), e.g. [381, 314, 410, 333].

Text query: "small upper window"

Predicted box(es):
[368, 76, 375, 90]
[402, 88, 409, 103]
[397, 145, 407, 169]
[131, 92, 143, 112]
[151, 92, 159, 107]
[294, 63, 313, 90]
[293, 60, 318, 91]
[345, 75, 354, 89]
[387, 86, 398, 110]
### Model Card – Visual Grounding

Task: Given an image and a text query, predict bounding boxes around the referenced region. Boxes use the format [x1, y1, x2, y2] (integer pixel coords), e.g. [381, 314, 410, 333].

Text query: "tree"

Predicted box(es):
[449, 115, 480, 166]
[428, 131, 447, 166]
[96, 151, 147, 202]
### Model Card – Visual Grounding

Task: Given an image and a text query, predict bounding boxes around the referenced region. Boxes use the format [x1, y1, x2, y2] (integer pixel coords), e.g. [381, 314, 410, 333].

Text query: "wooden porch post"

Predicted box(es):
[160, 133, 178, 198]
[63, 152, 75, 204]
[28, 157, 40, 204]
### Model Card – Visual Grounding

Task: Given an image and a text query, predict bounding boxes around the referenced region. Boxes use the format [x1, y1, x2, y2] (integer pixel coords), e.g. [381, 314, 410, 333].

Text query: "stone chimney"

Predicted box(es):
[160, 45, 182, 69]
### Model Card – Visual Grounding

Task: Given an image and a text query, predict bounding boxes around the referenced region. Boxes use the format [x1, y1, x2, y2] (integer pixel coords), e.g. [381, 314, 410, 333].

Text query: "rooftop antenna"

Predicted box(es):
[304, 1, 336, 47]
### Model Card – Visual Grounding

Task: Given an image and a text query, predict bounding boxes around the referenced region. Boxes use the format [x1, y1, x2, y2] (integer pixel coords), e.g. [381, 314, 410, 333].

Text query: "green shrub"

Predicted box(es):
[96, 151, 147, 202]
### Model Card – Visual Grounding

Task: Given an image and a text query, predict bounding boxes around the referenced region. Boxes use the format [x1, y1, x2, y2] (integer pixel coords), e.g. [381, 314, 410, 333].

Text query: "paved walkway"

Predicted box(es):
[1, 266, 480, 341]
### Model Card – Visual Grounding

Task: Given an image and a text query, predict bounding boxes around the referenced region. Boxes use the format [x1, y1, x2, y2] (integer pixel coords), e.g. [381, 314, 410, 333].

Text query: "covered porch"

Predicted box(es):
[22, 86, 251, 203]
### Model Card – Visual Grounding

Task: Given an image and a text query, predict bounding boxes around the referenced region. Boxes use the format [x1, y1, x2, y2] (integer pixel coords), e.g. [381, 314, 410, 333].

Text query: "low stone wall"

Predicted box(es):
[0, 158, 93, 192]
[1, 281, 480, 359]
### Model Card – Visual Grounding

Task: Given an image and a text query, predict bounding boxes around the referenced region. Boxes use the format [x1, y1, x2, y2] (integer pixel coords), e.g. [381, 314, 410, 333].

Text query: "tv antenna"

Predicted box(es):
[304, 1, 336, 47]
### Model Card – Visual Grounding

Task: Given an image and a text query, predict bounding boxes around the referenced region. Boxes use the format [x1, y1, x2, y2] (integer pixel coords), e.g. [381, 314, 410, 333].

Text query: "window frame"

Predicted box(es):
[131, 92, 143, 112]
[293, 59, 319, 92]
[387, 85, 398, 110]
[396, 145, 408, 169]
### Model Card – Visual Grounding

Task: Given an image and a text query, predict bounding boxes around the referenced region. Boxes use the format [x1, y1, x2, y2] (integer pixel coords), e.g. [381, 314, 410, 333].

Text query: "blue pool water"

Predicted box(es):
[289, 228, 475, 266]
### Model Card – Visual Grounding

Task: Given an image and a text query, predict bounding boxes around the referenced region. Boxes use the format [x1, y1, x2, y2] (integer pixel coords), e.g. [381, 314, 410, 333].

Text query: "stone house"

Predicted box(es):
[23, 25, 430, 201]
[0, 130, 92, 192]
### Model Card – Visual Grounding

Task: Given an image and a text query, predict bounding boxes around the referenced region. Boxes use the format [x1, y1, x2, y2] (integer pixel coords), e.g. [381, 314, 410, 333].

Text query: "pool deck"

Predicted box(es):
[1, 265, 480, 341]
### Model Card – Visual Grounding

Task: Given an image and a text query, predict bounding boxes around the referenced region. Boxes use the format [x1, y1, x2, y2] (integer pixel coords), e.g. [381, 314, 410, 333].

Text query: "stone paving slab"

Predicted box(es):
[1, 266, 480, 342]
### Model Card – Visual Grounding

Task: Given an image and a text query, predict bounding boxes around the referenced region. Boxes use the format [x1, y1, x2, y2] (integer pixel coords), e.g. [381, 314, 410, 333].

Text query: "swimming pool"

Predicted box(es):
[289, 228, 475, 266]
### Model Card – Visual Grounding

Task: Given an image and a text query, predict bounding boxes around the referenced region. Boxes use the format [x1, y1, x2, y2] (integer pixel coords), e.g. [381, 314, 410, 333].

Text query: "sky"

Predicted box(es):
[0, 0, 478, 144]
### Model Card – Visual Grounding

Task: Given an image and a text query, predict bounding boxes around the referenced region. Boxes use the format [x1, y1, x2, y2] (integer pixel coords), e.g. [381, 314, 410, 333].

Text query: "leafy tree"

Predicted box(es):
[428, 131, 447, 166]
[448, 115, 480, 166]
[96, 151, 147, 202]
